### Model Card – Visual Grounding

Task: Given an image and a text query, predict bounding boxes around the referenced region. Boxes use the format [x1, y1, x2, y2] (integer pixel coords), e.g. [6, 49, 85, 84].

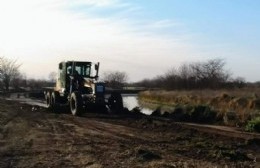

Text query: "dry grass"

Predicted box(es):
[139, 88, 260, 125]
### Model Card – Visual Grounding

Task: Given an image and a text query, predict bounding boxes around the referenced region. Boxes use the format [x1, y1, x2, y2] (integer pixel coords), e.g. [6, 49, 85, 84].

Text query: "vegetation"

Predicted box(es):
[151, 104, 218, 124]
[102, 70, 128, 89]
[245, 117, 260, 133]
[135, 58, 245, 90]
[0, 57, 21, 91]
[139, 89, 260, 127]
[0, 56, 55, 92]
[134, 58, 260, 129]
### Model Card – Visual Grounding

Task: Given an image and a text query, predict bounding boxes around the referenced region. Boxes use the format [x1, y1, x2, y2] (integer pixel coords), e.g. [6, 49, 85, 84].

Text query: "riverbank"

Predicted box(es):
[138, 89, 260, 131]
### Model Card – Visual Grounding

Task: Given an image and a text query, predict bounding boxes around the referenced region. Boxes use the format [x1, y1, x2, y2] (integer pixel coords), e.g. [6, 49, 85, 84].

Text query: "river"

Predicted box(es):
[7, 93, 154, 115]
[122, 94, 153, 115]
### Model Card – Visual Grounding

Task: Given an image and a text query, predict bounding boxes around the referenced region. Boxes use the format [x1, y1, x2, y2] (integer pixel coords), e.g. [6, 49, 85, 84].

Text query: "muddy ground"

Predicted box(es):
[0, 98, 259, 168]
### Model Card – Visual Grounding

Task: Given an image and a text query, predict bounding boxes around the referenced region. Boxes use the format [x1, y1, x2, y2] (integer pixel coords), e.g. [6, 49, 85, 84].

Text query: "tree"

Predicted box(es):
[178, 63, 196, 89]
[0, 57, 21, 91]
[190, 58, 230, 88]
[11, 72, 25, 90]
[134, 58, 232, 90]
[230, 77, 246, 88]
[163, 68, 178, 89]
[48, 71, 57, 83]
[102, 71, 128, 88]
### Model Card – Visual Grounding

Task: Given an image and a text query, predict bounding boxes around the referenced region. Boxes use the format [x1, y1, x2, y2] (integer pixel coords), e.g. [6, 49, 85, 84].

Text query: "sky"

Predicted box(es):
[0, 0, 259, 82]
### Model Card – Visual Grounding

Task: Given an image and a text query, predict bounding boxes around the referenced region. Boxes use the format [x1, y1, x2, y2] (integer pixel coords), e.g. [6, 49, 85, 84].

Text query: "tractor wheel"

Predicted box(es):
[70, 91, 83, 116]
[51, 91, 60, 112]
[46, 92, 52, 109]
[108, 92, 123, 114]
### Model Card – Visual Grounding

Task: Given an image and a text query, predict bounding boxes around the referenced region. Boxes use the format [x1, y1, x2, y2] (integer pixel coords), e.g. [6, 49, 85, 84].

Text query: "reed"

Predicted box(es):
[139, 88, 260, 126]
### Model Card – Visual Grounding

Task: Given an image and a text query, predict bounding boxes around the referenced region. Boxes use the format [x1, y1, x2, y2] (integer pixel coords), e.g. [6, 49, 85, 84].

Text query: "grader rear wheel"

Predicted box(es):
[51, 91, 60, 113]
[46, 92, 52, 109]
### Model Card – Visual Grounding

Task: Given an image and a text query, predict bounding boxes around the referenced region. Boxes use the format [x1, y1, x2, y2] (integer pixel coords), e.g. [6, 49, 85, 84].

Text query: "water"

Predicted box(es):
[122, 94, 153, 115]
[7, 93, 47, 108]
[7, 93, 154, 115]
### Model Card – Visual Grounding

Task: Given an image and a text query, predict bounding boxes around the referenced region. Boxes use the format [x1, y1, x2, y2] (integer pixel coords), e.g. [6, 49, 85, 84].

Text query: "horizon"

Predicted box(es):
[0, 0, 260, 82]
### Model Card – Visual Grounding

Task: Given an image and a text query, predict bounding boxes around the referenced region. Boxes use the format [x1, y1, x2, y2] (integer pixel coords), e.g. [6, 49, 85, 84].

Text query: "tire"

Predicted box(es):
[70, 91, 83, 116]
[51, 91, 60, 112]
[46, 92, 52, 109]
[108, 92, 123, 114]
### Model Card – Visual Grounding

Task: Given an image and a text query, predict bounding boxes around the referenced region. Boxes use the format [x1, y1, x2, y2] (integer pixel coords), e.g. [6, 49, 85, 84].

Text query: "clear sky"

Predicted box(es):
[0, 0, 259, 82]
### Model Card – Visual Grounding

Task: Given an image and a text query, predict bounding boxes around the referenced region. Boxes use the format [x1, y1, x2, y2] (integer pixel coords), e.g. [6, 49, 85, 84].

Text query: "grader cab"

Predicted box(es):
[45, 61, 123, 116]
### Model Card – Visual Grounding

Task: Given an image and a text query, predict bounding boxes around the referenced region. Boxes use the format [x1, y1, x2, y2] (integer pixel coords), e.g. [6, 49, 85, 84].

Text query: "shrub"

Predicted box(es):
[170, 107, 188, 121]
[189, 105, 217, 123]
[151, 108, 162, 117]
[130, 107, 144, 116]
[223, 111, 238, 126]
[245, 117, 260, 133]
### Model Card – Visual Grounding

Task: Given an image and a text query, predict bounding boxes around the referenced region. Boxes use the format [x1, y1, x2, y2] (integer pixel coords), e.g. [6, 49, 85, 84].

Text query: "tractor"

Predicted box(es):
[45, 61, 123, 115]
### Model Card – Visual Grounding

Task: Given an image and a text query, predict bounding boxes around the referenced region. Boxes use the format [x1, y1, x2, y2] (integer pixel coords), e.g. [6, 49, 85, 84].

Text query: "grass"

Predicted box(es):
[138, 88, 260, 127]
[245, 117, 260, 133]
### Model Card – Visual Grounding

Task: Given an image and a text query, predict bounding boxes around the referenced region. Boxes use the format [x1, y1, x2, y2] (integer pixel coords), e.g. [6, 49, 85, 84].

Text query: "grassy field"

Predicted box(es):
[139, 88, 260, 130]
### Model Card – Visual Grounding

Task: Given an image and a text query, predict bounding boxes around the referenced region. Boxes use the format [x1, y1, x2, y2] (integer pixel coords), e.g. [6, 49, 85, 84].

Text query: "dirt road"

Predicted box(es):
[0, 98, 259, 168]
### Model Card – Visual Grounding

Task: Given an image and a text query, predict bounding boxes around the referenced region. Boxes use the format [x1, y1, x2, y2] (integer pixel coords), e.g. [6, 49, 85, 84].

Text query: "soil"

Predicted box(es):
[0, 98, 259, 168]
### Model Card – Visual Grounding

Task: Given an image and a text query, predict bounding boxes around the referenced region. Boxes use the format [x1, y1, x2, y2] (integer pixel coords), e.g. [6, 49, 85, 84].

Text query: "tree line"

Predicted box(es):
[134, 58, 248, 90]
[0, 56, 258, 91]
[0, 56, 54, 91]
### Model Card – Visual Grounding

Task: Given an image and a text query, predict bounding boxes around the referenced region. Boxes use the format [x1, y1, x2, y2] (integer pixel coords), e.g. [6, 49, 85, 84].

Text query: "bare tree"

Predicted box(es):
[102, 71, 128, 89]
[230, 77, 246, 88]
[135, 58, 232, 90]
[48, 71, 57, 83]
[190, 58, 230, 88]
[11, 72, 23, 90]
[163, 68, 178, 89]
[0, 57, 21, 91]
[178, 63, 196, 89]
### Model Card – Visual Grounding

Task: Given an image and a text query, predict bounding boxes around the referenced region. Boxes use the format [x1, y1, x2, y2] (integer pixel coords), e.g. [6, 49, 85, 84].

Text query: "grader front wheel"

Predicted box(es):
[108, 92, 123, 113]
[70, 91, 83, 116]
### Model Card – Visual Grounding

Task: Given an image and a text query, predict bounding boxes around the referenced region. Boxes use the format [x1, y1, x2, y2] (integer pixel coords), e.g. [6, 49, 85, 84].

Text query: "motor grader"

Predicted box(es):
[44, 61, 123, 115]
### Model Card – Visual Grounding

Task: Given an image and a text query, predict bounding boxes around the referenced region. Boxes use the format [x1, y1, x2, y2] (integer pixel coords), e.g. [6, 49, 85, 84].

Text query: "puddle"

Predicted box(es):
[7, 93, 47, 108]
